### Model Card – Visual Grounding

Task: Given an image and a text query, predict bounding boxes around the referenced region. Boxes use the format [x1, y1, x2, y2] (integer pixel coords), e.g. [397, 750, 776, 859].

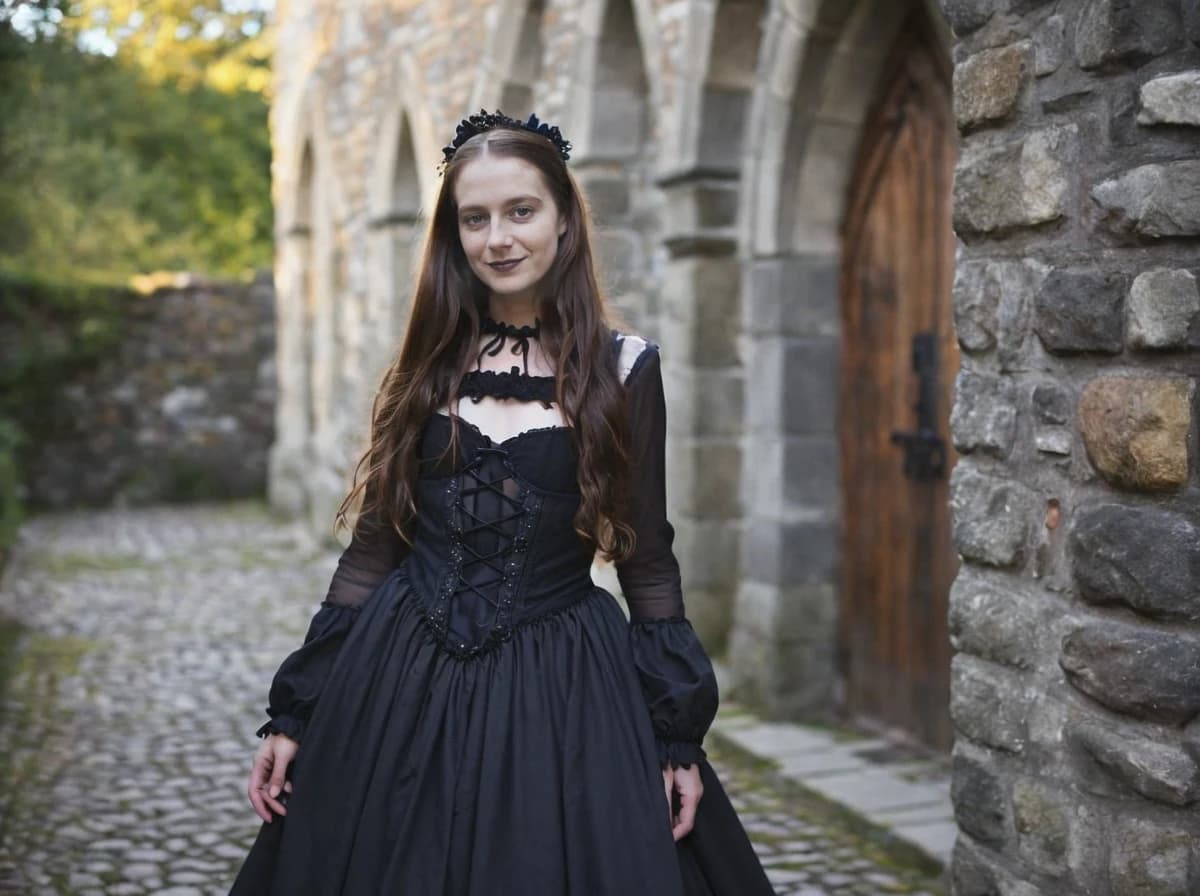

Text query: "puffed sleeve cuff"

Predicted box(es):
[629, 617, 719, 767]
[256, 715, 306, 742]
[255, 601, 361, 741]
[656, 738, 708, 770]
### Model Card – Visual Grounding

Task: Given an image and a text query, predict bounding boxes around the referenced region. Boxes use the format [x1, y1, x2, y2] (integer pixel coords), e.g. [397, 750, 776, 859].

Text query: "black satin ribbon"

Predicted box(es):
[478, 316, 541, 374]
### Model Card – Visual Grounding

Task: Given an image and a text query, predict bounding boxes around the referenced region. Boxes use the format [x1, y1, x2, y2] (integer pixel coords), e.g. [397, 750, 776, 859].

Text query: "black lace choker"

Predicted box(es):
[481, 315, 540, 339]
[477, 315, 541, 375]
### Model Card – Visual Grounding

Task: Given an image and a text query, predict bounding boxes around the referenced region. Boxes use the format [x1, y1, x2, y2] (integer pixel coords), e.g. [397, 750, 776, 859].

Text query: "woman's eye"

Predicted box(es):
[464, 214, 486, 227]
[512, 206, 534, 219]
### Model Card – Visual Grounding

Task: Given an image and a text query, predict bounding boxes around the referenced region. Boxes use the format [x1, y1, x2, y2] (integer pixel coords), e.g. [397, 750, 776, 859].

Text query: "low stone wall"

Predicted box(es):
[943, 0, 1200, 893]
[20, 273, 276, 509]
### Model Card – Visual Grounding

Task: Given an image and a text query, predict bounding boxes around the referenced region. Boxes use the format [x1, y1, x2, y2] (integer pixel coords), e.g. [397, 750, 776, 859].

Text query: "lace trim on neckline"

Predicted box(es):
[461, 368, 556, 407]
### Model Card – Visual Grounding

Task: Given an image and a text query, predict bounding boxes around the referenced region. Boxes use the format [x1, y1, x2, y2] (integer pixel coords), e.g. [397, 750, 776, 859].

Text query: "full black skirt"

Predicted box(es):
[231, 568, 775, 895]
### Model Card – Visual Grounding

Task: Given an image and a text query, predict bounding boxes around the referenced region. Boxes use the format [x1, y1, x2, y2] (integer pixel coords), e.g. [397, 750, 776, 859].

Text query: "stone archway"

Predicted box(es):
[499, 0, 546, 114]
[470, 0, 548, 115]
[365, 59, 439, 391]
[730, 0, 955, 733]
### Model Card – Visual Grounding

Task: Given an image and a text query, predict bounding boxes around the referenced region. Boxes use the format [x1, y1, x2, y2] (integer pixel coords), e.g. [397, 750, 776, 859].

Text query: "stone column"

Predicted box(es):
[656, 173, 744, 650]
[943, 1, 1200, 893]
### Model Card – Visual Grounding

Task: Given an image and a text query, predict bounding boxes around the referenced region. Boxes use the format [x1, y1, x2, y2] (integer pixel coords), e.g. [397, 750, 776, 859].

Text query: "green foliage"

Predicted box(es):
[0, 1, 274, 281]
[0, 271, 133, 529]
[63, 0, 274, 95]
[0, 270, 128, 413]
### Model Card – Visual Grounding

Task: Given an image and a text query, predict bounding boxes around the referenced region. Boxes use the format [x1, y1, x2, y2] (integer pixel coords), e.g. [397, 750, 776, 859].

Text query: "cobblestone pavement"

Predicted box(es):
[0, 503, 947, 895]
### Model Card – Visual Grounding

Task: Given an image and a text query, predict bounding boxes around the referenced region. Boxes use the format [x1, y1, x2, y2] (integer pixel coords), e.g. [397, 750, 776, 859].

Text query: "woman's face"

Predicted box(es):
[454, 151, 567, 306]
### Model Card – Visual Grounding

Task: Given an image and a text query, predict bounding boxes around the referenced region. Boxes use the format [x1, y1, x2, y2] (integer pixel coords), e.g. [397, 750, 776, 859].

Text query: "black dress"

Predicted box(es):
[231, 330, 776, 895]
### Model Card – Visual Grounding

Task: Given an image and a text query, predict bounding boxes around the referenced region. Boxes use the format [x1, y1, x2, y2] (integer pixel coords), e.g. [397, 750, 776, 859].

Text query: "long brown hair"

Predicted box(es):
[334, 126, 636, 561]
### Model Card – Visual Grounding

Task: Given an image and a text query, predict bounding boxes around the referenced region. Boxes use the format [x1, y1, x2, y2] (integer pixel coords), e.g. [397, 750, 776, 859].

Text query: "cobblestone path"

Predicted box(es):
[0, 504, 946, 895]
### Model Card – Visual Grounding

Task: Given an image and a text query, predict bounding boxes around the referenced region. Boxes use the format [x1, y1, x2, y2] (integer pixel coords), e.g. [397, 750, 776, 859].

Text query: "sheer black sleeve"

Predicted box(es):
[615, 342, 719, 770]
[256, 488, 410, 741]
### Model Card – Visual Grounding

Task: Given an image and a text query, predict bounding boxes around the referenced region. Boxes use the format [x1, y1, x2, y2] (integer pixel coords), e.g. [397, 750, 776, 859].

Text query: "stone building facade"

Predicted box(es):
[269, 0, 1199, 889]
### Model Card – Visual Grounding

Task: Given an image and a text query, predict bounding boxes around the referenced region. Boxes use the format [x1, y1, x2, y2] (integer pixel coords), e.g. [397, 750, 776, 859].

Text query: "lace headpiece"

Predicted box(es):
[439, 110, 572, 174]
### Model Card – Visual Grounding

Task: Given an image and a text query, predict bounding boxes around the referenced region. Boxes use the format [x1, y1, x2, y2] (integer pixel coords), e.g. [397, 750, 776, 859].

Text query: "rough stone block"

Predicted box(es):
[782, 337, 839, 435]
[576, 171, 630, 222]
[1128, 269, 1199, 350]
[954, 43, 1031, 129]
[1072, 719, 1200, 806]
[951, 748, 1009, 845]
[948, 571, 1043, 669]
[1075, 0, 1181, 70]
[1070, 503, 1200, 623]
[781, 435, 839, 510]
[1034, 428, 1072, 455]
[1187, 0, 1200, 44]
[745, 336, 838, 436]
[1032, 382, 1071, 424]
[1108, 817, 1193, 896]
[743, 255, 839, 339]
[1186, 716, 1200, 764]
[693, 368, 744, 438]
[1137, 72, 1200, 126]
[743, 516, 837, 588]
[1092, 161, 1200, 238]
[953, 258, 1043, 366]
[951, 371, 1018, 457]
[593, 229, 642, 296]
[952, 835, 1043, 896]
[687, 440, 742, 519]
[1011, 778, 1069, 875]
[660, 177, 739, 255]
[950, 654, 1030, 751]
[660, 256, 742, 366]
[939, 0, 1003, 35]
[1078, 376, 1192, 491]
[1034, 15, 1066, 75]
[1033, 268, 1124, 354]
[954, 126, 1076, 234]
[1060, 620, 1200, 724]
[950, 464, 1038, 568]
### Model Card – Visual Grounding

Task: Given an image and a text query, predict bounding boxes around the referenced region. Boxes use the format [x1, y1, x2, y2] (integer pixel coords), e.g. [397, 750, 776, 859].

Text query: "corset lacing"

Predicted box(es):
[429, 440, 545, 658]
[456, 447, 527, 610]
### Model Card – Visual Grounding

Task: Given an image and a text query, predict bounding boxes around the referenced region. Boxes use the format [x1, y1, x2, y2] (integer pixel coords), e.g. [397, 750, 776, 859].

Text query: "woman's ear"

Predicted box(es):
[558, 215, 567, 238]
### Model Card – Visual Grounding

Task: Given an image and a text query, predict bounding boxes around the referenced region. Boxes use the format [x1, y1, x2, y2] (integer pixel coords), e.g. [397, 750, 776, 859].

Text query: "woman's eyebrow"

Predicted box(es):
[458, 195, 544, 213]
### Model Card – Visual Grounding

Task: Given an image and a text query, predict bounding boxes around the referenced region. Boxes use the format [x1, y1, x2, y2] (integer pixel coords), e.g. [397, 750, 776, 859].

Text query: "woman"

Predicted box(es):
[231, 111, 775, 895]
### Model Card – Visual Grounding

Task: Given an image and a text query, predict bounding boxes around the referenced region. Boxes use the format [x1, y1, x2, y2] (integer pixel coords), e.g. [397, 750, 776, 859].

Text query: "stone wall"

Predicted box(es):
[943, 0, 1200, 892]
[23, 273, 276, 509]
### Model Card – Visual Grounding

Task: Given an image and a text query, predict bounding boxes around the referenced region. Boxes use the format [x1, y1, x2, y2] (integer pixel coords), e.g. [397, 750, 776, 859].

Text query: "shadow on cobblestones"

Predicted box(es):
[0, 503, 947, 896]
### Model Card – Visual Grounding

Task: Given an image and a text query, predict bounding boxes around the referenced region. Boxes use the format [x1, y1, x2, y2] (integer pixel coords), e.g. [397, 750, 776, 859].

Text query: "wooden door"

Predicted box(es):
[838, 9, 958, 750]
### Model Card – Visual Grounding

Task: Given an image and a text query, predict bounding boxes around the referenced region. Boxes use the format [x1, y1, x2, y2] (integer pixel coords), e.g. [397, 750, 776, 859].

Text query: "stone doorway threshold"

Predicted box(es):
[709, 666, 957, 872]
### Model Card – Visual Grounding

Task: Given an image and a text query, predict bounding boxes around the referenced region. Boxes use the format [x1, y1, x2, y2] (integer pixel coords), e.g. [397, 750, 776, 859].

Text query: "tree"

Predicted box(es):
[0, 0, 274, 280]
[61, 0, 274, 94]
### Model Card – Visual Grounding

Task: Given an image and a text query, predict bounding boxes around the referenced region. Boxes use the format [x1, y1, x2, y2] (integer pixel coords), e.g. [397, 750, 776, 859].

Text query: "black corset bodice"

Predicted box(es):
[405, 414, 595, 656]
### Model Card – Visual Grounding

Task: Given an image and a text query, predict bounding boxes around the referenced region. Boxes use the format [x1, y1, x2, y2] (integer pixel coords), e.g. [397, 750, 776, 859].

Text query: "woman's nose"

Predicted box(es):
[487, 221, 514, 250]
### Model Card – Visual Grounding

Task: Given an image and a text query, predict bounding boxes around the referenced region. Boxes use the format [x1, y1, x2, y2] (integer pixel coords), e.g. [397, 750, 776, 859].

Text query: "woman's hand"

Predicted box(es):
[247, 733, 298, 823]
[662, 764, 703, 841]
